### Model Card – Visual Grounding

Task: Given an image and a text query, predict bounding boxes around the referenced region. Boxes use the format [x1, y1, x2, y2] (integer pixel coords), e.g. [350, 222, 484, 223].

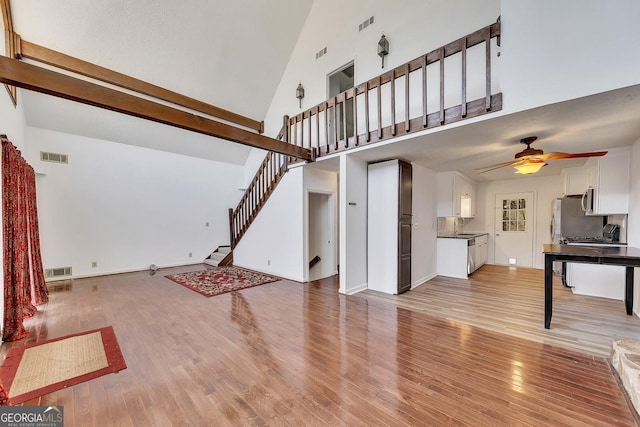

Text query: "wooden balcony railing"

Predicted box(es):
[286, 18, 502, 160]
[229, 117, 290, 249]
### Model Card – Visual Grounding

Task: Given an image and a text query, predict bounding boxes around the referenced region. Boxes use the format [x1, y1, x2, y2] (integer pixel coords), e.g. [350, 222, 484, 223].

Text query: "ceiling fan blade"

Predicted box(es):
[474, 158, 524, 173]
[537, 151, 608, 161]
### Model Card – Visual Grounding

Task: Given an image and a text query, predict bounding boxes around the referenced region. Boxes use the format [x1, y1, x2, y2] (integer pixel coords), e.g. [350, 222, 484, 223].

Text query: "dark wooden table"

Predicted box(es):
[543, 244, 640, 329]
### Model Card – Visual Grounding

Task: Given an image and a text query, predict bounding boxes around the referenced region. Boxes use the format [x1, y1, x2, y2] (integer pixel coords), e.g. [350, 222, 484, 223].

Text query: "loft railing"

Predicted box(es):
[286, 18, 502, 160]
[227, 19, 502, 249]
[229, 117, 290, 249]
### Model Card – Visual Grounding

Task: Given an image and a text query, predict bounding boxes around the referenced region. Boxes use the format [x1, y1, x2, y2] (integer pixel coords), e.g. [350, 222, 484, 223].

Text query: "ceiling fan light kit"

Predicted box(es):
[475, 136, 608, 175]
[514, 159, 547, 174]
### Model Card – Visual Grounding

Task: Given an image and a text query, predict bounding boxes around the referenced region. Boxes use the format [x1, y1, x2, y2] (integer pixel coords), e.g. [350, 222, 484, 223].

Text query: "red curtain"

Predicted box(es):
[26, 167, 48, 307]
[2, 136, 48, 342]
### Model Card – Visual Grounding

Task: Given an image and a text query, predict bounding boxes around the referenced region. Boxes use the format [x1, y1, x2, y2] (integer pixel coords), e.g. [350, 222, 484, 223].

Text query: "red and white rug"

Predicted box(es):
[0, 326, 126, 405]
[165, 266, 281, 297]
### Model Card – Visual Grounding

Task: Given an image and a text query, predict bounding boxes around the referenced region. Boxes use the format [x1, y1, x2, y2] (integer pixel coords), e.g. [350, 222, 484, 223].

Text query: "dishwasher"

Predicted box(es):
[467, 234, 488, 274]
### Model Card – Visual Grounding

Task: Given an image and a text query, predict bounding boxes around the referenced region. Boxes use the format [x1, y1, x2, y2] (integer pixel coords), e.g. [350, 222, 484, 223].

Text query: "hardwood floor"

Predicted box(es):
[356, 264, 640, 358]
[1, 264, 638, 426]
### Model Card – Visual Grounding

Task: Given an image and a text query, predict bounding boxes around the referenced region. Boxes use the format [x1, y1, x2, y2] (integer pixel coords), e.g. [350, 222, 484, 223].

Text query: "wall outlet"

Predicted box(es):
[189, 252, 192, 258]
[508, 258, 517, 265]
[91, 261, 97, 268]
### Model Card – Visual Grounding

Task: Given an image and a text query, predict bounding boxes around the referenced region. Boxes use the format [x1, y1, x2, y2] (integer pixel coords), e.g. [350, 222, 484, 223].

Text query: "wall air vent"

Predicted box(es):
[40, 151, 69, 164]
[45, 266, 72, 278]
[358, 16, 374, 31]
[315, 47, 327, 59]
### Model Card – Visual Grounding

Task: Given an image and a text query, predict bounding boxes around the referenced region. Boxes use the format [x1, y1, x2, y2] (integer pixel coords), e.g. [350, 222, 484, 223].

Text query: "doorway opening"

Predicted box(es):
[327, 62, 355, 147]
[308, 191, 337, 281]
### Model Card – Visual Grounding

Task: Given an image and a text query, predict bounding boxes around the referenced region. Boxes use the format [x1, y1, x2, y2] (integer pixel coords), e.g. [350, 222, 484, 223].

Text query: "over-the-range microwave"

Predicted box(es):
[581, 187, 595, 215]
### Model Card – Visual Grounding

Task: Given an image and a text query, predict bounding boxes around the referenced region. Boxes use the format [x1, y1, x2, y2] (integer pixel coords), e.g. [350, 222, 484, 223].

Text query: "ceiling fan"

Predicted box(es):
[475, 136, 608, 175]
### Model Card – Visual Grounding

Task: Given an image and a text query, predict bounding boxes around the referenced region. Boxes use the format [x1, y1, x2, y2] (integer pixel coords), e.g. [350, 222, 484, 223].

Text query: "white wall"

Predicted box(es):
[233, 167, 305, 281]
[242, 148, 269, 189]
[25, 127, 243, 278]
[340, 155, 368, 294]
[500, 0, 640, 114]
[234, 164, 338, 282]
[263, 0, 500, 136]
[411, 163, 438, 286]
[470, 175, 562, 268]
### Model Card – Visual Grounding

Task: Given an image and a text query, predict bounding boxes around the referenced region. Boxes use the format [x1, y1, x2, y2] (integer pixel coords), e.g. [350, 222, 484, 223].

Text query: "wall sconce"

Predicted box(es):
[296, 82, 305, 109]
[377, 33, 389, 69]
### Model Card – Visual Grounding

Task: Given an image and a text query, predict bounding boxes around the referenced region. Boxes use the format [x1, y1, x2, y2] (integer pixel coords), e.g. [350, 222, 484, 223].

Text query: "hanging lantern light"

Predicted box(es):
[377, 33, 389, 69]
[296, 82, 305, 109]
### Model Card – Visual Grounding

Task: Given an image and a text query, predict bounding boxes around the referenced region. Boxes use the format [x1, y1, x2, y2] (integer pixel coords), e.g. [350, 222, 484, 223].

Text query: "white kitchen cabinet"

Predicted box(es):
[567, 263, 626, 300]
[561, 166, 590, 196]
[583, 147, 630, 215]
[437, 172, 477, 218]
[437, 238, 468, 279]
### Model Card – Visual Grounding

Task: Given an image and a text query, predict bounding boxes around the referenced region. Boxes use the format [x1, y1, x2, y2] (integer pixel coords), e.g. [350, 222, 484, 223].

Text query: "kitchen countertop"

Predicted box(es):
[437, 233, 489, 239]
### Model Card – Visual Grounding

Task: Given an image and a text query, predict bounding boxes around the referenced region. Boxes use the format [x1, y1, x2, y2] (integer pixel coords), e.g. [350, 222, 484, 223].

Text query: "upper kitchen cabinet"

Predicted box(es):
[583, 147, 630, 215]
[561, 166, 590, 196]
[437, 172, 477, 218]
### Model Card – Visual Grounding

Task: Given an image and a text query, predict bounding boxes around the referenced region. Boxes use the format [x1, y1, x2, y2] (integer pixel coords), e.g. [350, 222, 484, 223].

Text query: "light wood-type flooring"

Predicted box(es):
[357, 264, 640, 358]
[1, 264, 638, 426]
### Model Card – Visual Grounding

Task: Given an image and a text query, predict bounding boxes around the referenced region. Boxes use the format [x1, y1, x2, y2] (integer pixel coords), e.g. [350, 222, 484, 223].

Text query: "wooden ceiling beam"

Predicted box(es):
[19, 39, 264, 133]
[0, 0, 16, 105]
[0, 56, 312, 161]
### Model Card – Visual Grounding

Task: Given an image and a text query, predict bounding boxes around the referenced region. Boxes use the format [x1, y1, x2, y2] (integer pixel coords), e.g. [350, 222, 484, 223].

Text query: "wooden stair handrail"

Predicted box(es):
[229, 116, 290, 249]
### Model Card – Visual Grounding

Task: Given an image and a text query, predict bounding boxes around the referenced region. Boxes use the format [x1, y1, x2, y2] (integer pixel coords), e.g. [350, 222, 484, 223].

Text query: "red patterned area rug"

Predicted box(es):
[0, 326, 127, 405]
[165, 266, 281, 297]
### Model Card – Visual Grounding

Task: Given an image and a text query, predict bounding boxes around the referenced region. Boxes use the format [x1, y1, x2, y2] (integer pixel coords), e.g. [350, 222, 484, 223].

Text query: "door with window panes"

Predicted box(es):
[494, 192, 534, 267]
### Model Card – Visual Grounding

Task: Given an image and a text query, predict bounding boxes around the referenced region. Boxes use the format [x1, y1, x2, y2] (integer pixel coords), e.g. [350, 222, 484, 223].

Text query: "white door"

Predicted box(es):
[308, 192, 336, 281]
[494, 192, 534, 267]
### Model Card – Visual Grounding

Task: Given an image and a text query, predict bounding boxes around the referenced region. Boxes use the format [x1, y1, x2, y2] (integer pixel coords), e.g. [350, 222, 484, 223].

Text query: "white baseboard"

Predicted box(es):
[343, 282, 368, 295]
[45, 261, 205, 282]
[411, 272, 438, 289]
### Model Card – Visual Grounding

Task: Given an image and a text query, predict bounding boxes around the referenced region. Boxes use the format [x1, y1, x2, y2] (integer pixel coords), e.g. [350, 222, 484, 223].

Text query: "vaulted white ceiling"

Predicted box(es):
[11, 0, 315, 165]
[10, 1, 640, 180]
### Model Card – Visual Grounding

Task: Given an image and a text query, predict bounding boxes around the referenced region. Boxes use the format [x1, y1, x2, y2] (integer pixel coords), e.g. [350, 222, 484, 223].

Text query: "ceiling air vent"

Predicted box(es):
[45, 266, 72, 278]
[358, 16, 374, 31]
[40, 151, 69, 164]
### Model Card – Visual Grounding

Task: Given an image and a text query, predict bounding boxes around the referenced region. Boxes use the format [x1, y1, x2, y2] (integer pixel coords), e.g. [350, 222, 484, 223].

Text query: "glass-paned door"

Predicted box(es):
[495, 192, 534, 267]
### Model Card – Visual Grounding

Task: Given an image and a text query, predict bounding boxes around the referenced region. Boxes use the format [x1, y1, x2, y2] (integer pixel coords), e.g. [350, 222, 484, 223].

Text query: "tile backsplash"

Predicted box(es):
[437, 217, 466, 235]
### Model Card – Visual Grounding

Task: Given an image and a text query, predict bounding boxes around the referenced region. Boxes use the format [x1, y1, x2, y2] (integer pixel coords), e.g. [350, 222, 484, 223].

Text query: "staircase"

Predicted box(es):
[204, 246, 233, 267]
[228, 118, 299, 251]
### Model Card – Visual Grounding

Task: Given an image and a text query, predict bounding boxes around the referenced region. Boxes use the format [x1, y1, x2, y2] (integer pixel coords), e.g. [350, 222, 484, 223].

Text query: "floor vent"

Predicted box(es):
[45, 266, 72, 278]
[40, 151, 69, 164]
